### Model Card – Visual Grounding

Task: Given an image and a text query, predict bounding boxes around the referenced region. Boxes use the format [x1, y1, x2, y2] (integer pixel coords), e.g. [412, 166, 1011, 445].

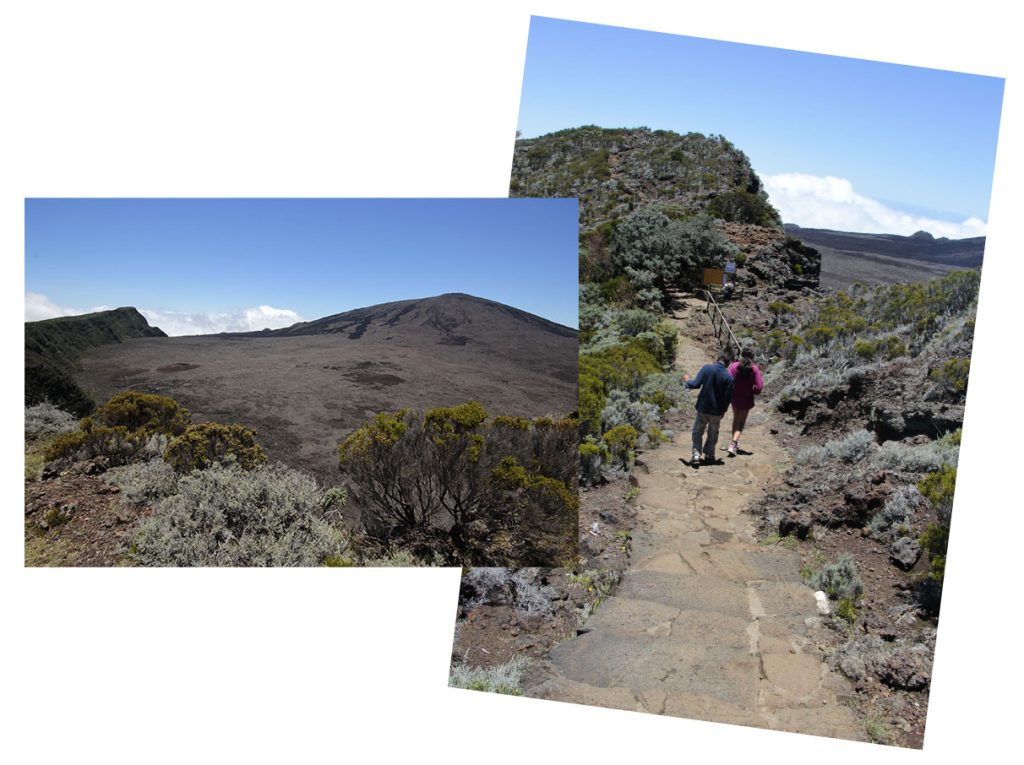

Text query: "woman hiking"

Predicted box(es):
[726, 347, 763, 457]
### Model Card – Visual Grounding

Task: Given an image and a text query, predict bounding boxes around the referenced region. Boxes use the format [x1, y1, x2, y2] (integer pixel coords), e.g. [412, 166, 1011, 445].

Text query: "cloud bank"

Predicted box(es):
[760, 173, 987, 239]
[140, 306, 305, 336]
[25, 294, 304, 336]
[25, 292, 82, 322]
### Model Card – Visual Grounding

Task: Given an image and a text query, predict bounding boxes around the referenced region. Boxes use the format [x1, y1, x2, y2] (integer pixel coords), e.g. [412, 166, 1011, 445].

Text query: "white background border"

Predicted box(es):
[3, 2, 1019, 762]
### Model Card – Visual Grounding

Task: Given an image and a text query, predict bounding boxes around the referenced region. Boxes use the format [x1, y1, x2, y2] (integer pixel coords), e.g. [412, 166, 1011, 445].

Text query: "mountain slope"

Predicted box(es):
[25, 307, 167, 415]
[263, 292, 576, 343]
[512, 126, 781, 231]
[71, 294, 577, 492]
[784, 225, 985, 268]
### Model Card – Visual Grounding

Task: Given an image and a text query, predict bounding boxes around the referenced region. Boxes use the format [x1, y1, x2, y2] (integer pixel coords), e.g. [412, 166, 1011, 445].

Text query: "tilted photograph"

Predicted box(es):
[448, 17, 1003, 748]
[24, 198, 579, 568]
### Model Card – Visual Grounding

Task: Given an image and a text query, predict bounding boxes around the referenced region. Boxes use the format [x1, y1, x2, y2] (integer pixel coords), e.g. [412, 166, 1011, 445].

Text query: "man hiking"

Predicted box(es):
[682, 348, 735, 466]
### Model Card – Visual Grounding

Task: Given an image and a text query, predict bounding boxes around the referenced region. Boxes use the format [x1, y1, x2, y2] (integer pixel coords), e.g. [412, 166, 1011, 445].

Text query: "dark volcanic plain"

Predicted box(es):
[73, 294, 578, 504]
[784, 224, 984, 290]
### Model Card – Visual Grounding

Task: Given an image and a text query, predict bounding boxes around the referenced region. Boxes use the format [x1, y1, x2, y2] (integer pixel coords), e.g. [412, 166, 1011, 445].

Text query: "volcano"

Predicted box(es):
[72, 293, 578, 494]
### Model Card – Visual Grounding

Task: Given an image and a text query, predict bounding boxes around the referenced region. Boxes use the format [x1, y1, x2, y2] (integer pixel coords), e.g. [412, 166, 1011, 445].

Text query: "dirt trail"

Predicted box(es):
[531, 296, 867, 741]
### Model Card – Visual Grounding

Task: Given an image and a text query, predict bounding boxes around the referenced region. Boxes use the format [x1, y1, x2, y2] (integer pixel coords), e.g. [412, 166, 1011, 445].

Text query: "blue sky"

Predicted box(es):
[518, 17, 1004, 237]
[25, 198, 579, 333]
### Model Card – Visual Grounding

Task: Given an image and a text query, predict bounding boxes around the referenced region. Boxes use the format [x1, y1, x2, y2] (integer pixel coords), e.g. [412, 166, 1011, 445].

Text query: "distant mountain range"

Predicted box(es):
[246, 292, 577, 343]
[33, 294, 577, 491]
[783, 224, 985, 269]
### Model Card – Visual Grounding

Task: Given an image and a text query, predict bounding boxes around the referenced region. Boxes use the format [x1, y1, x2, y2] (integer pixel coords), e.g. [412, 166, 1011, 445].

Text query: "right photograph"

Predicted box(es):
[449, 17, 1003, 747]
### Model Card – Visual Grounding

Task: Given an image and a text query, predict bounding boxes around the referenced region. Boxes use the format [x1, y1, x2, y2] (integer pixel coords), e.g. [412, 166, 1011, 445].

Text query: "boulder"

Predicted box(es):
[875, 646, 931, 691]
[890, 537, 922, 571]
[779, 510, 812, 539]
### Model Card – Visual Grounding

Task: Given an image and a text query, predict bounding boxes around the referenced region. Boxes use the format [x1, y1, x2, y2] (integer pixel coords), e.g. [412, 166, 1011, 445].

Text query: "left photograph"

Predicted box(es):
[24, 198, 580, 568]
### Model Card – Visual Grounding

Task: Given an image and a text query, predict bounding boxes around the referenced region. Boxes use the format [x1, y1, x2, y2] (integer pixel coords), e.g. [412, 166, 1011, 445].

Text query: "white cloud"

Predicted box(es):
[760, 172, 987, 239]
[25, 292, 81, 322]
[140, 305, 305, 336]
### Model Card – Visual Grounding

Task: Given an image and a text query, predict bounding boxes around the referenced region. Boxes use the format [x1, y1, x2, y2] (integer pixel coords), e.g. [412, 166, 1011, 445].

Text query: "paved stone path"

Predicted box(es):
[532, 298, 867, 741]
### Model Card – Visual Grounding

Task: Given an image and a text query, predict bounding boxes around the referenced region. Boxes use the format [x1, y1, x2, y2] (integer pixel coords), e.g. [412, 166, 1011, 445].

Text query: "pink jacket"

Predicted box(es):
[728, 361, 763, 410]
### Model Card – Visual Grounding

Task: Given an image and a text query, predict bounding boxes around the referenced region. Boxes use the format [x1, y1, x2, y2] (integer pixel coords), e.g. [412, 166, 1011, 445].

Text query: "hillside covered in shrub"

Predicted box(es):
[511, 126, 807, 481]
[512, 126, 780, 230]
[25, 392, 578, 568]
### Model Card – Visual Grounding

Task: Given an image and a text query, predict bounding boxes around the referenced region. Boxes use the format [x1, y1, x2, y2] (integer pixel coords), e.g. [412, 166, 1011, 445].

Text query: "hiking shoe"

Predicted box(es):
[702, 454, 716, 464]
[727, 441, 738, 457]
[691, 451, 701, 466]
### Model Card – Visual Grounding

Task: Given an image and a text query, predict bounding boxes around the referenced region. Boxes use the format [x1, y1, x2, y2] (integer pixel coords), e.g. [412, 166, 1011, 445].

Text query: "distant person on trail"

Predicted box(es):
[722, 253, 737, 299]
[682, 348, 735, 466]
[723, 253, 737, 285]
[726, 347, 764, 457]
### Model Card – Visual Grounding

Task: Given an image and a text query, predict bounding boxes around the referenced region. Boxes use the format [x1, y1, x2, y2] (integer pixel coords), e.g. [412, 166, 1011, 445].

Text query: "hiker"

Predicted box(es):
[722, 253, 737, 299]
[723, 253, 737, 285]
[726, 347, 764, 457]
[682, 348, 734, 466]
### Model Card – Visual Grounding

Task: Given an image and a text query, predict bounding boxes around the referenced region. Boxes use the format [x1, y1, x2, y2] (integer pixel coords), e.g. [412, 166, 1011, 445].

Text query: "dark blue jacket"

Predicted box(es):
[685, 362, 734, 416]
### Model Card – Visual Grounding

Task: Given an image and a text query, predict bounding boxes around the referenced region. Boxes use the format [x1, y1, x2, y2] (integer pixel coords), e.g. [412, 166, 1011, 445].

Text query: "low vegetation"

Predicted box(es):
[29, 390, 579, 568]
[449, 656, 528, 696]
[165, 422, 267, 473]
[811, 554, 864, 603]
[765, 270, 979, 368]
[338, 402, 578, 567]
[128, 462, 350, 567]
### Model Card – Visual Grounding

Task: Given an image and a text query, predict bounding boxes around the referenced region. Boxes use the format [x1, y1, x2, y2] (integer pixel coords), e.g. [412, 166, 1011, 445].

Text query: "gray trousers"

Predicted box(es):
[691, 410, 723, 459]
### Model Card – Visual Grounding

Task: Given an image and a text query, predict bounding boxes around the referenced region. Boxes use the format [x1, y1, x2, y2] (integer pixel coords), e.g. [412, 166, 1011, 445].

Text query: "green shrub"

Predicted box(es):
[706, 189, 781, 227]
[942, 428, 962, 447]
[323, 556, 356, 567]
[919, 523, 949, 581]
[597, 275, 637, 306]
[321, 486, 349, 512]
[853, 336, 906, 360]
[424, 401, 489, 438]
[579, 439, 608, 486]
[43, 424, 147, 466]
[492, 415, 530, 431]
[785, 270, 980, 361]
[768, 301, 795, 316]
[95, 391, 191, 437]
[579, 341, 661, 436]
[836, 597, 858, 623]
[603, 424, 638, 465]
[929, 357, 970, 395]
[339, 406, 578, 567]
[917, 466, 955, 582]
[164, 422, 267, 473]
[917, 465, 957, 510]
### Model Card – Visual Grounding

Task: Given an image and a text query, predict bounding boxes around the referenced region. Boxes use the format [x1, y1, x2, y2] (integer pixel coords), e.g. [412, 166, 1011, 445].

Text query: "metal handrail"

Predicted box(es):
[703, 289, 741, 353]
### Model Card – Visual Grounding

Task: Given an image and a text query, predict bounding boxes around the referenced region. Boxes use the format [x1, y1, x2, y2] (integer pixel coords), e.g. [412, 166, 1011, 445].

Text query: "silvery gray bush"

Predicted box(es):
[25, 403, 79, 439]
[128, 462, 348, 567]
[104, 459, 178, 505]
[812, 554, 864, 601]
